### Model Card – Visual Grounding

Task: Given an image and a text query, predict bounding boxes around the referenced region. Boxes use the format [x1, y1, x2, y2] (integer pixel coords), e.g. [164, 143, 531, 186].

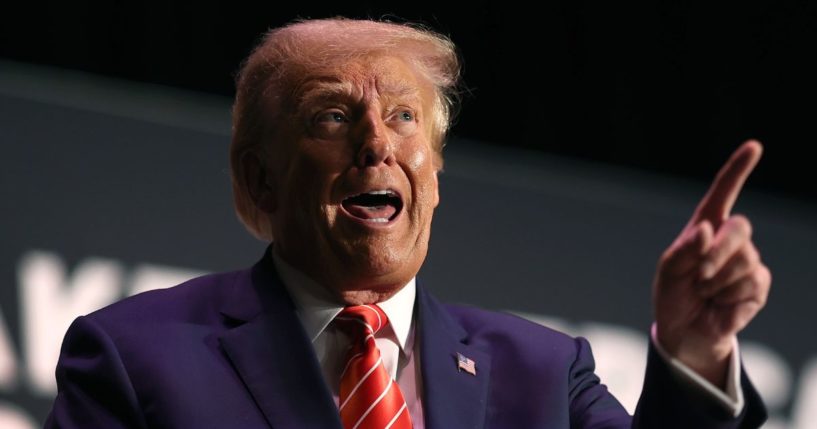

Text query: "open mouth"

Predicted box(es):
[341, 190, 403, 224]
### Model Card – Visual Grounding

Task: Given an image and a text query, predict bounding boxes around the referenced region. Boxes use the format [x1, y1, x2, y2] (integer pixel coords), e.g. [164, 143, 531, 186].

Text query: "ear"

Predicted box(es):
[241, 151, 277, 213]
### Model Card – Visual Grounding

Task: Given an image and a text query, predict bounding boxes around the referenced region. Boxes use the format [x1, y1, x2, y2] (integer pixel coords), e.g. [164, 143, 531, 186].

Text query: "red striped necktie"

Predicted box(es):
[335, 305, 413, 429]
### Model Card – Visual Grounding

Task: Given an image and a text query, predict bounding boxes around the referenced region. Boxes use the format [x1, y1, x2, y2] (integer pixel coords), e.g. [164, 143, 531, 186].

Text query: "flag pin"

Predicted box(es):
[456, 352, 476, 376]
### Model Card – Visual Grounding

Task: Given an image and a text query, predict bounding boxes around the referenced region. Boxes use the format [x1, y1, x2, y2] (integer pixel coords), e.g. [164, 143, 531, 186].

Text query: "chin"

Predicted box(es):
[354, 245, 406, 274]
[340, 241, 423, 286]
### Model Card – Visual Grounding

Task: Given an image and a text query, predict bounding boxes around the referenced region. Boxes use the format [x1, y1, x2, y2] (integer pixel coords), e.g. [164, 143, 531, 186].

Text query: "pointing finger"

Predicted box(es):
[691, 140, 763, 229]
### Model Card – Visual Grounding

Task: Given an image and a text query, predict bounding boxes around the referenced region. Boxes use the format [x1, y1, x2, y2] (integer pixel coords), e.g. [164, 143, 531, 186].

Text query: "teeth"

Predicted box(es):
[366, 218, 389, 223]
[344, 190, 396, 200]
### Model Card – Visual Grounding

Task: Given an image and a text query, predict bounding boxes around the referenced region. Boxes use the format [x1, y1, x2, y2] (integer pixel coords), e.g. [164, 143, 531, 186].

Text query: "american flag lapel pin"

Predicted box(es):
[456, 352, 476, 376]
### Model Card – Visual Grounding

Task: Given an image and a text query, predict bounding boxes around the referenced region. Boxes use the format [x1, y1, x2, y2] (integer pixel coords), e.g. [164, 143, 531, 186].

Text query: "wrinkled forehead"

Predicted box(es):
[291, 55, 431, 108]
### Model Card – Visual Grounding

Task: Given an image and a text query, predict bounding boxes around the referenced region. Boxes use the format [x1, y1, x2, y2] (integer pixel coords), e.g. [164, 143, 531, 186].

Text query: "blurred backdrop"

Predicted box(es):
[1, 2, 815, 428]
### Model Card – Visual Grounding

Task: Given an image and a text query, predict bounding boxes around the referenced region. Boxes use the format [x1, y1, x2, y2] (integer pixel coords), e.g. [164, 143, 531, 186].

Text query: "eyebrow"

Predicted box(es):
[296, 80, 354, 106]
[294, 79, 422, 112]
[377, 81, 422, 99]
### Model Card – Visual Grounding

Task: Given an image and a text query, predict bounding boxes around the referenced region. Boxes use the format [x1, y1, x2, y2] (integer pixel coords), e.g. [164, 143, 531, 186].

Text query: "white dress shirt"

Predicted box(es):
[272, 252, 743, 424]
[273, 252, 425, 428]
[651, 324, 744, 416]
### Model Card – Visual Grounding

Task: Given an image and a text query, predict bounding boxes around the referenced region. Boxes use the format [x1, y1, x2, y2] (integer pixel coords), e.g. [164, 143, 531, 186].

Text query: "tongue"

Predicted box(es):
[345, 203, 397, 221]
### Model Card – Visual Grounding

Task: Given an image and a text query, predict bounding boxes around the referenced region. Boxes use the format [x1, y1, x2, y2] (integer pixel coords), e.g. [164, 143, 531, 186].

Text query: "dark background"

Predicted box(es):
[1, 2, 816, 427]
[2, 1, 815, 202]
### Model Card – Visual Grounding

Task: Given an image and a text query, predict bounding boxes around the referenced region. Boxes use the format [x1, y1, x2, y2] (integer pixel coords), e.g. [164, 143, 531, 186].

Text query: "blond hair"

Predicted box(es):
[229, 18, 461, 240]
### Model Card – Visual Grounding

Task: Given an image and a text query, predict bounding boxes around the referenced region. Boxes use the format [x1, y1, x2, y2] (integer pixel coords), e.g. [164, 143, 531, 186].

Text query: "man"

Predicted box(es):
[46, 18, 770, 428]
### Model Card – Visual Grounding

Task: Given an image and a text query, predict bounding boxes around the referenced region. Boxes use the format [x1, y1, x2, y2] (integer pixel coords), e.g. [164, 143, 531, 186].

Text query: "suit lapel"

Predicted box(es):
[417, 284, 491, 429]
[218, 251, 342, 429]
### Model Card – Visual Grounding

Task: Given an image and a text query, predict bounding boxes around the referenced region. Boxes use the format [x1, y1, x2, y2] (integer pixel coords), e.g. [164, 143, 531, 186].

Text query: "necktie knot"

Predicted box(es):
[335, 305, 389, 338]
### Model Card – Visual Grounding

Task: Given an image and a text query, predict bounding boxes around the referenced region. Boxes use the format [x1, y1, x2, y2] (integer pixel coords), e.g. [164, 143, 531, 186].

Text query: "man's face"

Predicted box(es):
[265, 54, 440, 297]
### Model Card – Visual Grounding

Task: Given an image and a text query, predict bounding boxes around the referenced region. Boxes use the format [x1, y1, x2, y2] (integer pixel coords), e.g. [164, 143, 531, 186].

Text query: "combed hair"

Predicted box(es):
[229, 18, 462, 241]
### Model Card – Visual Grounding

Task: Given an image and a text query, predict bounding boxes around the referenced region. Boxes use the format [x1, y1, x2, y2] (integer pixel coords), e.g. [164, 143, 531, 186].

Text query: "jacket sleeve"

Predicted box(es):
[44, 316, 147, 429]
[568, 337, 767, 429]
[567, 336, 633, 428]
[632, 340, 767, 429]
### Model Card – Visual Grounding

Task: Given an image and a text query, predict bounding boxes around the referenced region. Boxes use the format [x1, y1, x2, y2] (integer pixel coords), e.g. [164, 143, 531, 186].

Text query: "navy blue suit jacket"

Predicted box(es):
[46, 252, 766, 428]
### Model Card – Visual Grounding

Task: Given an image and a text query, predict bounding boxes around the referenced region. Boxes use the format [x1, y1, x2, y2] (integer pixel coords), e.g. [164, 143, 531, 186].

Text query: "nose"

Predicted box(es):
[355, 111, 395, 168]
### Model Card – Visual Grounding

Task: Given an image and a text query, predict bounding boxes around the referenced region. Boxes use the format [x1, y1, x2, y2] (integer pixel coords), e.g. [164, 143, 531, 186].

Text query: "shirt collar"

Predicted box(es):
[272, 251, 416, 353]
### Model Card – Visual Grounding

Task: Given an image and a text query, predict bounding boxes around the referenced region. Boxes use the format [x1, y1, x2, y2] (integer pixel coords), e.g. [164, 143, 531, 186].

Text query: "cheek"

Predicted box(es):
[282, 150, 345, 213]
[401, 144, 439, 211]
[301, 141, 347, 168]
[294, 143, 347, 180]
[401, 139, 436, 173]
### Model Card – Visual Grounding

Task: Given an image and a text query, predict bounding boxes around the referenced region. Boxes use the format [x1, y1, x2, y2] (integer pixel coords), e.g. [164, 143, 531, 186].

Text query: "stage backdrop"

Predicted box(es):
[1, 61, 815, 428]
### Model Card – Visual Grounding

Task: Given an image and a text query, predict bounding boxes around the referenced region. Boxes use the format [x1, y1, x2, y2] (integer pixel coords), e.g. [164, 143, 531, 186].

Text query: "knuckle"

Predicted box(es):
[748, 243, 761, 264]
[755, 280, 769, 306]
[730, 214, 753, 238]
[659, 247, 678, 267]
[739, 243, 760, 267]
[748, 270, 762, 287]
[749, 268, 771, 305]
[759, 265, 772, 288]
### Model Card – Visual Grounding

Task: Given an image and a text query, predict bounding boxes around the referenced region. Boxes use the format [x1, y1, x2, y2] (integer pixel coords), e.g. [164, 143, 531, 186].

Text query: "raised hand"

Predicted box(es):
[653, 141, 771, 386]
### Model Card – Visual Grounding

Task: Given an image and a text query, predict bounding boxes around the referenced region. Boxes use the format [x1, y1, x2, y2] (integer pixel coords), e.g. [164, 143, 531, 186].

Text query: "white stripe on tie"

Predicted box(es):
[335, 316, 374, 334]
[384, 403, 408, 429]
[340, 351, 364, 380]
[352, 378, 394, 429]
[339, 356, 382, 410]
[361, 304, 382, 331]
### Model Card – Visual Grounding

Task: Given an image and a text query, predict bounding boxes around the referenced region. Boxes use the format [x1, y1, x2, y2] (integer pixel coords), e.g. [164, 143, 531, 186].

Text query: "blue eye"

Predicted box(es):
[388, 109, 419, 137]
[316, 111, 347, 123]
[312, 110, 350, 139]
[397, 110, 414, 122]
